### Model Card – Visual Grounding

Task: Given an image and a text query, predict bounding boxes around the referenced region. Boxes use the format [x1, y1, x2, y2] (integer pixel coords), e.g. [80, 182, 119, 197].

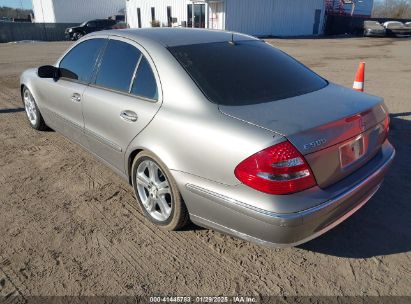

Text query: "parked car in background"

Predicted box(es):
[65, 19, 117, 40]
[0, 16, 13, 22]
[112, 21, 128, 30]
[20, 29, 395, 247]
[363, 21, 386, 37]
[108, 14, 125, 22]
[383, 21, 411, 37]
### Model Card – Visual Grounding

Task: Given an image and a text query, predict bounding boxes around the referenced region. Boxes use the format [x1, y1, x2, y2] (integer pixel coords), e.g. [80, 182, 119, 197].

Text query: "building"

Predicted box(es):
[326, 0, 374, 17]
[126, 0, 326, 37]
[32, 0, 125, 23]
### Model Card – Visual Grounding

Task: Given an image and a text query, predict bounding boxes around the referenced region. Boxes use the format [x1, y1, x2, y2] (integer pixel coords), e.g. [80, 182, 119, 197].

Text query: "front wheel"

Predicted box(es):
[22, 87, 47, 131]
[131, 151, 189, 231]
[74, 32, 83, 40]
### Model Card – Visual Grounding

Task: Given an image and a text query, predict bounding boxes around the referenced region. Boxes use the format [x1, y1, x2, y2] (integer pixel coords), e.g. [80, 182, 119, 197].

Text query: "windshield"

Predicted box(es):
[168, 40, 327, 106]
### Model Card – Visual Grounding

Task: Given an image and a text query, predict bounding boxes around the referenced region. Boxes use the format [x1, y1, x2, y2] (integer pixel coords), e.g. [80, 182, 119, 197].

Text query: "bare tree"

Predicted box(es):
[0, 6, 32, 19]
[372, 0, 411, 18]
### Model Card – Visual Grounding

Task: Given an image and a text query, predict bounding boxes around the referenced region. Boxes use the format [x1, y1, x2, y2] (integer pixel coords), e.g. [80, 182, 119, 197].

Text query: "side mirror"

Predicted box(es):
[38, 65, 60, 80]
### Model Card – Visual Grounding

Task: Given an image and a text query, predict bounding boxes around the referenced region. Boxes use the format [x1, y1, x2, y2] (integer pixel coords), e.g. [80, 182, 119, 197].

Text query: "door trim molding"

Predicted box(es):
[84, 128, 123, 152]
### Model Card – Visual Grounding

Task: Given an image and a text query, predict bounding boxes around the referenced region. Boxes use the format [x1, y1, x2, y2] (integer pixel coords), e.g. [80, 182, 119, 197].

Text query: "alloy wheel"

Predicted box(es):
[135, 160, 173, 222]
[23, 89, 37, 126]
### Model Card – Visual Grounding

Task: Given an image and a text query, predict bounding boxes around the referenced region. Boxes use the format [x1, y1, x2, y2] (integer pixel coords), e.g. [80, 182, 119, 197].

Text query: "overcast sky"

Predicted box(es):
[0, 0, 32, 9]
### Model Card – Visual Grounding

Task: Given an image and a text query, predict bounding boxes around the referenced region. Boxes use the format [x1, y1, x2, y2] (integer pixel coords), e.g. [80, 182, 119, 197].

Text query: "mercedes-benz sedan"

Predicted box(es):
[20, 28, 395, 247]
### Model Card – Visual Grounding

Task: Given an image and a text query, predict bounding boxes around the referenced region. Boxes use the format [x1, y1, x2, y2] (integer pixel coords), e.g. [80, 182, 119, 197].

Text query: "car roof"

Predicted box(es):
[89, 28, 259, 47]
[383, 21, 403, 25]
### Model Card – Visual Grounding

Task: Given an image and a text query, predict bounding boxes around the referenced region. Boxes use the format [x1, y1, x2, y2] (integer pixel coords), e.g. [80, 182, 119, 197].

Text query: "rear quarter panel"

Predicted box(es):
[122, 38, 283, 186]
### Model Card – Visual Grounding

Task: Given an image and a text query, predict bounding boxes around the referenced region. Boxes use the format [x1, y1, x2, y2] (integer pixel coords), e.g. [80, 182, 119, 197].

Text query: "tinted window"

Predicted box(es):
[101, 20, 115, 26]
[59, 38, 105, 82]
[95, 40, 141, 92]
[131, 57, 158, 100]
[169, 41, 327, 106]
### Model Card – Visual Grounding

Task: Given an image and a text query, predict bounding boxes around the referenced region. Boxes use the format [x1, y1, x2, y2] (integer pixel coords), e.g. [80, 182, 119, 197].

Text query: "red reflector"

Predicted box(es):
[234, 141, 317, 195]
[383, 113, 390, 141]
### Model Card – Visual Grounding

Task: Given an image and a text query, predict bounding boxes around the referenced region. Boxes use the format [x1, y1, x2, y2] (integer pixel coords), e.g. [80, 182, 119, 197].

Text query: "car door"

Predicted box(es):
[85, 21, 97, 34]
[38, 38, 106, 145]
[102, 20, 115, 30]
[82, 37, 162, 173]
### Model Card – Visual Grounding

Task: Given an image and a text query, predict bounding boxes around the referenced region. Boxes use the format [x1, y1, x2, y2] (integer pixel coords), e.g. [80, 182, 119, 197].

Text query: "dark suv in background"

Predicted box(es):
[65, 19, 117, 40]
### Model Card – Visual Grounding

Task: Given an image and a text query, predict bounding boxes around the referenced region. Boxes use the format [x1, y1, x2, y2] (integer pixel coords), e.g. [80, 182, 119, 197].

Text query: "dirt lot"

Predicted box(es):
[0, 38, 410, 298]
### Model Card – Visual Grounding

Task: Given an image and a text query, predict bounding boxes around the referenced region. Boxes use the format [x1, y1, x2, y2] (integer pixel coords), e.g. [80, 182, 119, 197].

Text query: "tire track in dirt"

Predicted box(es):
[123, 202, 270, 293]
[0, 258, 28, 301]
[81, 187, 239, 294]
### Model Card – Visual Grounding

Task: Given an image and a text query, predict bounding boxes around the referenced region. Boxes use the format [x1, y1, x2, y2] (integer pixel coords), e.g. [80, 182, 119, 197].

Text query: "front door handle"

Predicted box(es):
[120, 110, 138, 122]
[71, 93, 81, 103]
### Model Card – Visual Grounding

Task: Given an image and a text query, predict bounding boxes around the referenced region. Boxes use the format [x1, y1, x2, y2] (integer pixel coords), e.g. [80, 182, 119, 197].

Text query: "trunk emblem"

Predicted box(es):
[304, 138, 327, 150]
[360, 117, 367, 132]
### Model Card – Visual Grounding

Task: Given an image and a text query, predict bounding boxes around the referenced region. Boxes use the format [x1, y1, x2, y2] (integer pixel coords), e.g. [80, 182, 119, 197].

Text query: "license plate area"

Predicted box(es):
[339, 135, 366, 168]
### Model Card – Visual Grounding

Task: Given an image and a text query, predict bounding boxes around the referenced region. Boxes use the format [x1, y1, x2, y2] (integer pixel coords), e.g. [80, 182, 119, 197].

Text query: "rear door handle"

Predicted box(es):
[71, 93, 81, 103]
[120, 110, 138, 122]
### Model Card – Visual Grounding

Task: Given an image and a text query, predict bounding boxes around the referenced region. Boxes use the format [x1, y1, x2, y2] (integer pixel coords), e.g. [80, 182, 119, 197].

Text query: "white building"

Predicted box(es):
[126, 0, 326, 37]
[32, 0, 125, 23]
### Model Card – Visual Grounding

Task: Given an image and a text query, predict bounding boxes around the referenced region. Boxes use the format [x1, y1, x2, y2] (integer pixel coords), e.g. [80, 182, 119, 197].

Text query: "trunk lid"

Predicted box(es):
[219, 83, 388, 188]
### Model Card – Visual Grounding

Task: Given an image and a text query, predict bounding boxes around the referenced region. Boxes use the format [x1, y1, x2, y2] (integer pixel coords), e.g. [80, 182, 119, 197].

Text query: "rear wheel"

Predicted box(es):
[74, 32, 83, 40]
[131, 151, 189, 230]
[22, 87, 47, 131]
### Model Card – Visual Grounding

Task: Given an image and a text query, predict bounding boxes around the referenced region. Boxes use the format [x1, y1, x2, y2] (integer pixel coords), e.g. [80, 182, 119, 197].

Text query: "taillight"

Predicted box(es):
[384, 113, 390, 137]
[234, 141, 317, 195]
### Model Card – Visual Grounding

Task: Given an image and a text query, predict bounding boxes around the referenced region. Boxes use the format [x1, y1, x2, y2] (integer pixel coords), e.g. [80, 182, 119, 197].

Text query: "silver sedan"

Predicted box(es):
[20, 28, 395, 247]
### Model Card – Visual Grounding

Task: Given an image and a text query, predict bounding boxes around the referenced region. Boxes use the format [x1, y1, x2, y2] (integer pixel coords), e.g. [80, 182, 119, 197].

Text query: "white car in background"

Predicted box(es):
[383, 21, 411, 37]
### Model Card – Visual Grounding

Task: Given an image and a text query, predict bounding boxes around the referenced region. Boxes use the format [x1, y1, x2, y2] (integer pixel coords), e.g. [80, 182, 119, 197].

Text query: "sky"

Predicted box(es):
[0, 0, 32, 9]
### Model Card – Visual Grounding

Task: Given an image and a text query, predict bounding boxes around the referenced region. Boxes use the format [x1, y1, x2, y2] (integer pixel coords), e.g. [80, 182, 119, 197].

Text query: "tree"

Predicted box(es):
[372, 0, 411, 18]
[0, 6, 32, 19]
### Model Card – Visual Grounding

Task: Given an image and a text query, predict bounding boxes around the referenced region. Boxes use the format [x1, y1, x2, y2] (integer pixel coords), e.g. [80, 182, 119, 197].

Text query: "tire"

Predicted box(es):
[131, 151, 189, 231]
[75, 32, 84, 40]
[22, 86, 48, 131]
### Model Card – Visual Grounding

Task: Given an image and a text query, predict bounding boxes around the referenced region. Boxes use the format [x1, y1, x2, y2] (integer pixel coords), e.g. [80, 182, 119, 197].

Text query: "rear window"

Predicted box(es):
[168, 40, 327, 106]
[95, 40, 141, 92]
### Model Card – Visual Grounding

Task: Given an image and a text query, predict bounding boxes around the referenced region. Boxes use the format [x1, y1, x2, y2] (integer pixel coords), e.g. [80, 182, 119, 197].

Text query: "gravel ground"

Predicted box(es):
[0, 37, 410, 298]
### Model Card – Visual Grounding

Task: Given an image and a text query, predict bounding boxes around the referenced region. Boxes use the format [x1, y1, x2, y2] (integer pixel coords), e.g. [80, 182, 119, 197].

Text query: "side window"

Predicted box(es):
[59, 38, 105, 82]
[131, 56, 158, 100]
[95, 40, 141, 92]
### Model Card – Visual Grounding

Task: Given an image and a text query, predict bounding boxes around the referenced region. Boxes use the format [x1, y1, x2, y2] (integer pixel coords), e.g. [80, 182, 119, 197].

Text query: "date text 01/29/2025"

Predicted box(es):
[149, 296, 258, 303]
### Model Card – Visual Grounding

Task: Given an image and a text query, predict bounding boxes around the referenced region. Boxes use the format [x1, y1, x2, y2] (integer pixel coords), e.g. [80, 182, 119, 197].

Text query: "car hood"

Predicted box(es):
[67, 26, 81, 31]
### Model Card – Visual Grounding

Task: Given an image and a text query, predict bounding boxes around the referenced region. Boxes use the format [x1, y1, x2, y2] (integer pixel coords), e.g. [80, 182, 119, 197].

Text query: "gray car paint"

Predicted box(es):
[220, 84, 388, 187]
[20, 28, 395, 247]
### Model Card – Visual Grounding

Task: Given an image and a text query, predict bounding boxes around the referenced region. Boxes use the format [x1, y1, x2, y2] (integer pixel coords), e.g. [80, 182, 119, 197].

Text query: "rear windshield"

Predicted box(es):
[168, 40, 327, 106]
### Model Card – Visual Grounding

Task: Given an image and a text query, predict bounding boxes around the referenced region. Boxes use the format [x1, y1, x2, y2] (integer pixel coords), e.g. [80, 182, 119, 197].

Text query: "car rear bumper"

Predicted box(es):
[181, 142, 395, 247]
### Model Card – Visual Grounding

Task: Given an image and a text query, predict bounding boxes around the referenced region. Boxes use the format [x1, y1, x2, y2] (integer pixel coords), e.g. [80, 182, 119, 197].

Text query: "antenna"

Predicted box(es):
[229, 32, 236, 45]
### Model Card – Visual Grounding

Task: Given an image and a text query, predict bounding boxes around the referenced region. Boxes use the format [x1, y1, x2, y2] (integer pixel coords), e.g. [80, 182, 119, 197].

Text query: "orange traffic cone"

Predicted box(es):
[353, 62, 365, 92]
